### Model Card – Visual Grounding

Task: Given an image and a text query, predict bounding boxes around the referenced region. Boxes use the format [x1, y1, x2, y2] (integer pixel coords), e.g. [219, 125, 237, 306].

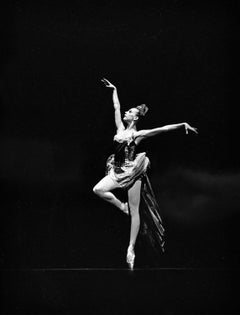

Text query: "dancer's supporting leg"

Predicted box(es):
[93, 175, 128, 214]
[127, 179, 142, 269]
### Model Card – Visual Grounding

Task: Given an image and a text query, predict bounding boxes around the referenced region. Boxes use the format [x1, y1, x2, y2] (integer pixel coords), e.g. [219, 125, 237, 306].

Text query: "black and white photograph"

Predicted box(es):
[1, 0, 239, 314]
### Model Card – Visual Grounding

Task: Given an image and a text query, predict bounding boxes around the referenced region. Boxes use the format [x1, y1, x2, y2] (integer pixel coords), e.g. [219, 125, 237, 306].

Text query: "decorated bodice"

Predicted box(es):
[113, 130, 137, 167]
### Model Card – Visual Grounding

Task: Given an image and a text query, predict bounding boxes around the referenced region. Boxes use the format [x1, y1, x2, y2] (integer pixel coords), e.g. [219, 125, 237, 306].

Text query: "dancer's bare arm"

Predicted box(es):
[101, 78, 125, 131]
[135, 122, 198, 139]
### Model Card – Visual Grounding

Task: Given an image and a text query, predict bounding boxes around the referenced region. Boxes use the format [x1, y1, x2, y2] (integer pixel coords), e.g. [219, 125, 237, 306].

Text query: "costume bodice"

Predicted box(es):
[112, 130, 137, 167]
[113, 140, 137, 166]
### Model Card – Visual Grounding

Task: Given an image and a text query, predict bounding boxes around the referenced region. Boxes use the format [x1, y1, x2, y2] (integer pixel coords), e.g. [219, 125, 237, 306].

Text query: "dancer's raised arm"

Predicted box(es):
[101, 78, 124, 131]
[135, 122, 198, 139]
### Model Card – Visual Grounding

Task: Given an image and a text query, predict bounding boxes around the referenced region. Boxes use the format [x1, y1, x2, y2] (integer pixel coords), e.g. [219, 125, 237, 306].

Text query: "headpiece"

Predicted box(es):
[136, 104, 149, 117]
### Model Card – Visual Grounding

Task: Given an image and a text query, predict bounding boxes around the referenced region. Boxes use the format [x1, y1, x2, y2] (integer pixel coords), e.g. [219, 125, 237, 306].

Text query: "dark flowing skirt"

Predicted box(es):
[140, 173, 165, 253]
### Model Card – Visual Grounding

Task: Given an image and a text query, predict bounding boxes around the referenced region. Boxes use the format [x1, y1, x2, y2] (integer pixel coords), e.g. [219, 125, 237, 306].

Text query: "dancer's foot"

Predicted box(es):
[126, 244, 135, 270]
[120, 202, 129, 215]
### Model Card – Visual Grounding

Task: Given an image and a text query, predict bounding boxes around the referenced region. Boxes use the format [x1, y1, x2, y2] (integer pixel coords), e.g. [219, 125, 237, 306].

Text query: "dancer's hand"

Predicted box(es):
[101, 78, 116, 89]
[184, 123, 198, 135]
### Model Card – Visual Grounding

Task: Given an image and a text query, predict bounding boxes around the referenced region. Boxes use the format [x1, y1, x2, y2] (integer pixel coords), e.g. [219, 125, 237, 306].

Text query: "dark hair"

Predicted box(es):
[136, 104, 149, 117]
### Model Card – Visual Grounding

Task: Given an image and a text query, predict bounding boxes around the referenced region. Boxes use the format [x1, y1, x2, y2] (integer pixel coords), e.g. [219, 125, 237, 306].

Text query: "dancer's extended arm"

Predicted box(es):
[135, 122, 198, 138]
[101, 78, 124, 131]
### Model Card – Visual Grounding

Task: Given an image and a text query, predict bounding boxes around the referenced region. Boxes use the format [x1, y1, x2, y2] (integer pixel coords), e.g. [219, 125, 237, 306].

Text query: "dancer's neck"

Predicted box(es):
[126, 122, 137, 130]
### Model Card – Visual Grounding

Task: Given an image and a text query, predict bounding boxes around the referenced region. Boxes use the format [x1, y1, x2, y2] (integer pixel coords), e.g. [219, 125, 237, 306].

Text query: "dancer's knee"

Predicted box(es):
[93, 185, 103, 196]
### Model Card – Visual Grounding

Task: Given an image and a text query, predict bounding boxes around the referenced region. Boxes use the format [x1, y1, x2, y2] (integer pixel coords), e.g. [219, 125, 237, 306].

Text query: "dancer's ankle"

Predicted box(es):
[128, 243, 134, 250]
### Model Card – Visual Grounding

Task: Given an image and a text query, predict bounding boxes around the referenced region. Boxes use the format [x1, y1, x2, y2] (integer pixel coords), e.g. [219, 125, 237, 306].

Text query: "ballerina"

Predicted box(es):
[93, 78, 198, 269]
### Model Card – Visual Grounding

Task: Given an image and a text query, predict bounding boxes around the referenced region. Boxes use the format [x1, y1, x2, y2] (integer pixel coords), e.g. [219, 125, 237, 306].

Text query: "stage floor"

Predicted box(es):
[1, 268, 238, 314]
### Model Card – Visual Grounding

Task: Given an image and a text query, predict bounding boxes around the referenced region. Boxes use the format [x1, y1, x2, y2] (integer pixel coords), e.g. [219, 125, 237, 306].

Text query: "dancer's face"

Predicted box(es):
[123, 108, 139, 122]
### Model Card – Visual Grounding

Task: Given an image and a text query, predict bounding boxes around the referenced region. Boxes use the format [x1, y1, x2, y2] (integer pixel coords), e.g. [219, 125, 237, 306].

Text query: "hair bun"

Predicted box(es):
[136, 104, 149, 117]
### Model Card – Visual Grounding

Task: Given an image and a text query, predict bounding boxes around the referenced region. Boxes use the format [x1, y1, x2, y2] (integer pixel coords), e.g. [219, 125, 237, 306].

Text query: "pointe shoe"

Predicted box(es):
[126, 245, 135, 270]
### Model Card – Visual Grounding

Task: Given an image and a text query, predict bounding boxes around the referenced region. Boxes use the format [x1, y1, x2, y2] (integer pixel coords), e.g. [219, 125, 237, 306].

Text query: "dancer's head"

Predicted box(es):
[123, 104, 148, 124]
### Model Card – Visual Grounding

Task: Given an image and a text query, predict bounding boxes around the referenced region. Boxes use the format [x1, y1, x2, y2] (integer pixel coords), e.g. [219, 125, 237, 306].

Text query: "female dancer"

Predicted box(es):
[93, 78, 198, 269]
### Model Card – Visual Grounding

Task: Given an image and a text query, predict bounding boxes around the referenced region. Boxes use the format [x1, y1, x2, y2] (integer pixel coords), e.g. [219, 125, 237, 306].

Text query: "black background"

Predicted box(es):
[1, 0, 239, 271]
